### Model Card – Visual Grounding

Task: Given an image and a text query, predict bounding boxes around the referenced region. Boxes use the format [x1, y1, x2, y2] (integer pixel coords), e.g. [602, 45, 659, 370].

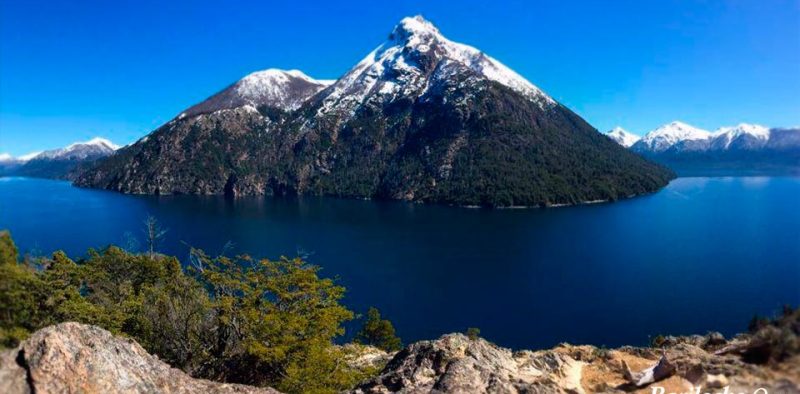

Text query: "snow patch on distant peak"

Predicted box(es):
[0, 153, 13, 162]
[29, 137, 119, 161]
[66, 137, 120, 151]
[183, 68, 332, 117]
[605, 127, 640, 147]
[638, 121, 711, 152]
[18, 151, 43, 162]
[713, 123, 769, 139]
[234, 69, 332, 102]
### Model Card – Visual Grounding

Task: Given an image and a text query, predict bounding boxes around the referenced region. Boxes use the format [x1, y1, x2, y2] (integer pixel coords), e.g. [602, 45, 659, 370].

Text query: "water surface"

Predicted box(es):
[1, 176, 798, 349]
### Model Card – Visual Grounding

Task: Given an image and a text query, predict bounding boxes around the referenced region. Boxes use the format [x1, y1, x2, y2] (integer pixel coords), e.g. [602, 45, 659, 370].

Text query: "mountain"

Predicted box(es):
[633, 121, 712, 153]
[622, 122, 800, 175]
[709, 123, 770, 151]
[181, 69, 333, 117]
[7, 138, 120, 180]
[604, 127, 640, 147]
[76, 16, 674, 207]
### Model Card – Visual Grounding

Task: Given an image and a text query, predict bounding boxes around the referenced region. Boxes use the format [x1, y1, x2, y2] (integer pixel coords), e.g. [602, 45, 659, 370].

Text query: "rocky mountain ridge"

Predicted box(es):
[75, 16, 674, 207]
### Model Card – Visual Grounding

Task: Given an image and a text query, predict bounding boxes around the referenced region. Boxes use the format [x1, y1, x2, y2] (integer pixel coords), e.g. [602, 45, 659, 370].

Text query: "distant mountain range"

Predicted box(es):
[0, 138, 119, 180]
[74, 16, 673, 207]
[605, 122, 800, 175]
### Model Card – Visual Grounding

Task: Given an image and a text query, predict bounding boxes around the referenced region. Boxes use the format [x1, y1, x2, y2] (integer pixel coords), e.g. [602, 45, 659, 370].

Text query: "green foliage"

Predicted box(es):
[0, 231, 379, 393]
[355, 307, 402, 352]
[188, 249, 355, 391]
[592, 345, 611, 361]
[0, 231, 50, 347]
[650, 334, 667, 348]
[466, 327, 481, 341]
[748, 314, 771, 333]
[0, 231, 18, 265]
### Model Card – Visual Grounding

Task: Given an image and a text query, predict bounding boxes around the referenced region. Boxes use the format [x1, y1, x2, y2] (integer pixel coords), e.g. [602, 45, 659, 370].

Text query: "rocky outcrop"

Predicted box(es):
[0, 322, 279, 394]
[2, 319, 798, 393]
[353, 334, 587, 393]
[354, 331, 800, 393]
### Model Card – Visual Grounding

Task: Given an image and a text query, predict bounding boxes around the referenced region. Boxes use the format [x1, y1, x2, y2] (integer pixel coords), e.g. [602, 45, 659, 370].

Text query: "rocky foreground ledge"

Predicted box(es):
[1, 322, 798, 394]
[0, 323, 279, 394]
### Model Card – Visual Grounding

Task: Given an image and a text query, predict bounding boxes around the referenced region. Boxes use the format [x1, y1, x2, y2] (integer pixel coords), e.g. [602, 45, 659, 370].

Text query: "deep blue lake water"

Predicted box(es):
[0, 176, 798, 350]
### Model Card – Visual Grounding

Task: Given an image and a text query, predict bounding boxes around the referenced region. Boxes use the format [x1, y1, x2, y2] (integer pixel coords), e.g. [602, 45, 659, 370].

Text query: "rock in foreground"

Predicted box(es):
[354, 332, 800, 393]
[0, 322, 278, 394]
[2, 319, 798, 393]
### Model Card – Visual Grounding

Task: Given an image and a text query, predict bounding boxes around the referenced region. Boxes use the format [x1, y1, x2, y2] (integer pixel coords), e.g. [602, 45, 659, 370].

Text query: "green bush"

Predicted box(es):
[0, 230, 378, 393]
[355, 307, 402, 352]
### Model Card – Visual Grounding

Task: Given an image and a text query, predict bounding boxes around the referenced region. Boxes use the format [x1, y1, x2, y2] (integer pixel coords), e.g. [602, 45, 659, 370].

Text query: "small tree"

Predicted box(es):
[143, 216, 167, 258]
[355, 307, 402, 352]
[466, 327, 481, 341]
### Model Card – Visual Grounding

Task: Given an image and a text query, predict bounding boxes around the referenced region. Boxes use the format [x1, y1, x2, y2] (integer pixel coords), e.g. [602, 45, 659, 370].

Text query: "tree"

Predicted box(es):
[189, 252, 356, 391]
[143, 215, 168, 258]
[0, 231, 44, 347]
[0, 231, 372, 392]
[355, 307, 402, 352]
[466, 327, 481, 341]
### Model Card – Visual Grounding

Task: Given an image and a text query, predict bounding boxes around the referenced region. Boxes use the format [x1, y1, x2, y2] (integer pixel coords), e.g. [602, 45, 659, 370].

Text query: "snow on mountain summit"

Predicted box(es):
[66, 137, 120, 151]
[233, 69, 333, 104]
[635, 121, 711, 152]
[316, 15, 555, 119]
[711, 123, 770, 149]
[605, 127, 640, 147]
[182, 68, 333, 117]
[35, 137, 120, 161]
[629, 122, 790, 153]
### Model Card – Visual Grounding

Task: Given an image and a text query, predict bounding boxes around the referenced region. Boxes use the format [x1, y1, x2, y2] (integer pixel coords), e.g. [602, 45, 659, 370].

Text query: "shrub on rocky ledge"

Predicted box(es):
[355, 307, 402, 352]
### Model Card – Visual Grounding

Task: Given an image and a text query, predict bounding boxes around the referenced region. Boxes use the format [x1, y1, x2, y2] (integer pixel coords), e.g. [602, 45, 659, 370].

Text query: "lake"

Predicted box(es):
[1, 176, 798, 350]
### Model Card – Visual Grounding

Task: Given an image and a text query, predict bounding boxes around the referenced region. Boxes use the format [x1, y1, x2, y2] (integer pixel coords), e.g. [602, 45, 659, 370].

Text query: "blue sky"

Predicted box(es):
[1, 0, 798, 156]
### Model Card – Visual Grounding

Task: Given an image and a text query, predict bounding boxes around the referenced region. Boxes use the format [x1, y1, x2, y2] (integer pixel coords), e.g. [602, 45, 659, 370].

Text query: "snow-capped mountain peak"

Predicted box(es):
[713, 123, 769, 138]
[636, 121, 711, 152]
[0, 153, 13, 162]
[316, 15, 555, 120]
[709, 123, 770, 150]
[182, 68, 333, 117]
[605, 127, 641, 147]
[388, 15, 442, 46]
[34, 137, 119, 161]
[65, 137, 120, 151]
[234, 69, 333, 101]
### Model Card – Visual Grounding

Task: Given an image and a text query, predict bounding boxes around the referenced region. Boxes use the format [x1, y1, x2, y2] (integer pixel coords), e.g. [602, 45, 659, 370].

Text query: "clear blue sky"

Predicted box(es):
[1, 0, 798, 156]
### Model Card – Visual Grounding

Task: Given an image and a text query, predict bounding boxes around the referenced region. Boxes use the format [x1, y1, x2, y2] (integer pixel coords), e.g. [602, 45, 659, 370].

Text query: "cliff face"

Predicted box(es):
[2, 321, 797, 394]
